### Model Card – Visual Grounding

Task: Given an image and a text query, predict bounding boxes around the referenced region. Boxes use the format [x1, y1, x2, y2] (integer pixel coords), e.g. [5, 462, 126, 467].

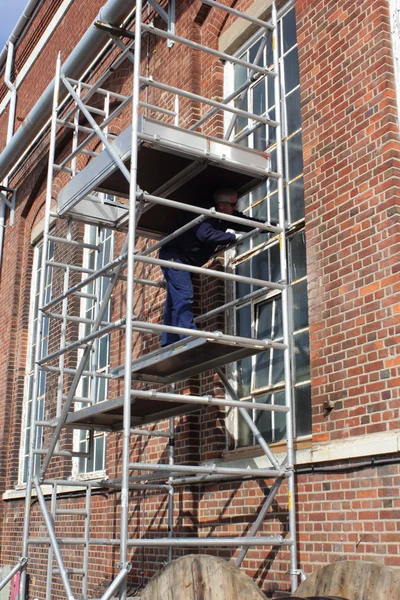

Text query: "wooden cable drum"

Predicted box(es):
[294, 561, 400, 600]
[140, 554, 267, 599]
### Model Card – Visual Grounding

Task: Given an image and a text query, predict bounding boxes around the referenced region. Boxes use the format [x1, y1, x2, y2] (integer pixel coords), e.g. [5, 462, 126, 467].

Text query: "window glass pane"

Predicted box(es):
[270, 242, 281, 283]
[292, 279, 309, 331]
[294, 330, 310, 382]
[283, 9, 297, 53]
[288, 177, 305, 222]
[253, 80, 266, 116]
[295, 384, 311, 437]
[255, 395, 272, 443]
[235, 261, 251, 297]
[284, 47, 299, 93]
[94, 436, 105, 471]
[237, 193, 249, 213]
[254, 125, 267, 151]
[287, 131, 303, 180]
[290, 230, 307, 281]
[96, 377, 106, 404]
[252, 251, 269, 284]
[255, 349, 271, 389]
[234, 63, 248, 135]
[269, 191, 279, 224]
[98, 336, 108, 369]
[249, 38, 263, 64]
[274, 390, 287, 441]
[270, 347, 285, 386]
[236, 305, 252, 397]
[238, 408, 253, 447]
[286, 88, 302, 136]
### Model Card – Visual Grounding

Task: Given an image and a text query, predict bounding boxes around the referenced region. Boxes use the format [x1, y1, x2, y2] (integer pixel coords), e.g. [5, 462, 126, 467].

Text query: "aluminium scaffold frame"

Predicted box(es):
[1, 1, 304, 598]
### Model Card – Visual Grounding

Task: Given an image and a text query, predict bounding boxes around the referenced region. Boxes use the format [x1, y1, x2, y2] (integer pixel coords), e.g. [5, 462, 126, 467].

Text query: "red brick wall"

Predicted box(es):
[297, 0, 399, 443]
[0, 0, 399, 598]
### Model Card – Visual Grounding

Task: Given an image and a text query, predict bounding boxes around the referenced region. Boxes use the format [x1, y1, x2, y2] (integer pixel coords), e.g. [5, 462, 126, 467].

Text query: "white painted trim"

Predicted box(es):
[220, 429, 400, 470]
[389, 0, 400, 129]
[0, 0, 75, 115]
[3, 484, 89, 501]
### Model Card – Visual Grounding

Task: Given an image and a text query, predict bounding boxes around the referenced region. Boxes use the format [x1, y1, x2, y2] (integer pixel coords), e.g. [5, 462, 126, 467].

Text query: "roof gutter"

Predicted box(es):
[0, 0, 44, 73]
[0, 0, 136, 183]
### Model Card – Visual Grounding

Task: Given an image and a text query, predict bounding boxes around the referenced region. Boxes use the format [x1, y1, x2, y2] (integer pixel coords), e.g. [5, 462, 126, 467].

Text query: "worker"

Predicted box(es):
[159, 187, 266, 347]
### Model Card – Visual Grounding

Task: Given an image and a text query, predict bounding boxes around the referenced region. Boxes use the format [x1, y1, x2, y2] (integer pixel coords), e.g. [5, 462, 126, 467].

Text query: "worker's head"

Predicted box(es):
[213, 187, 238, 215]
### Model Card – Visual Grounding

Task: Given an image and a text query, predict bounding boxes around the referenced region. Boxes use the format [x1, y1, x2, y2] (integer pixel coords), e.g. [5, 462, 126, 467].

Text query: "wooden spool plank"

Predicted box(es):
[294, 560, 400, 600]
[140, 554, 267, 600]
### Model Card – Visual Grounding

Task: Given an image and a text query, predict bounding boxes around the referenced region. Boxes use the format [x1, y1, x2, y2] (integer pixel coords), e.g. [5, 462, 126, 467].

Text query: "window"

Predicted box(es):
[226, 2, 311, 447]
[19, 237, 54, 483]
[75, 225, 113, 474]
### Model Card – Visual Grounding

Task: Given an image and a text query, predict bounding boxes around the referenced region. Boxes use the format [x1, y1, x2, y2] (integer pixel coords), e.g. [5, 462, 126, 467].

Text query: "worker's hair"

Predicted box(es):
[213, 187, 237, 205]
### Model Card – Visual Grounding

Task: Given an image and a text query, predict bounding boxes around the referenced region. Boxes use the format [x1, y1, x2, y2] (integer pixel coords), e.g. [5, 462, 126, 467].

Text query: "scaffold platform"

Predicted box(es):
[112, 335, 266, 384]
[57, 116, 272, 237]
[63, 393, 202, 431]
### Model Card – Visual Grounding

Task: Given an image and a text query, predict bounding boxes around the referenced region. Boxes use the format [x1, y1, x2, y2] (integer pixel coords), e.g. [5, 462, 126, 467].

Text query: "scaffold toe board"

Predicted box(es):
[63, 394, 202, 431]
[112, 336, 265, 384]
[57, 116, 272, 236]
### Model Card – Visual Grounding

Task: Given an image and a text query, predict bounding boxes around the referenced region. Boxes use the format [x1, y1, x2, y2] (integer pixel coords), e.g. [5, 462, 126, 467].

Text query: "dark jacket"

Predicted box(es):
[159, 209, 264, 267]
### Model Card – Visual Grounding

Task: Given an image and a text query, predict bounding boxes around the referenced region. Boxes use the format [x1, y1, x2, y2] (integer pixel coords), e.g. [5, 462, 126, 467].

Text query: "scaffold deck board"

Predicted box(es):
[63, 394, 201, 431]
[57, 116, 271, 236]
[113, 336, 265, 384]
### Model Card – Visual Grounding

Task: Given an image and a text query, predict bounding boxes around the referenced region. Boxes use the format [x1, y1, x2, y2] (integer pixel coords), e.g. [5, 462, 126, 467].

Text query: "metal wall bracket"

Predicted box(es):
[0, 185, 16, 226]
[148, 0, 175, 48]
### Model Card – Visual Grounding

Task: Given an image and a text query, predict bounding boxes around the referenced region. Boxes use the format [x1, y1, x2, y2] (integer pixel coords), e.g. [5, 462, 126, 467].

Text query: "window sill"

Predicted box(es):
[222, 437, 312, 462]
[3, 471, 108, 501]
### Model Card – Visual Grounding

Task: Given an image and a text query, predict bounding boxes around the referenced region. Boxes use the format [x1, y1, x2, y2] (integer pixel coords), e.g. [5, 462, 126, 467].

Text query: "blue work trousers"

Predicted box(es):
[161, 261, 197, 346]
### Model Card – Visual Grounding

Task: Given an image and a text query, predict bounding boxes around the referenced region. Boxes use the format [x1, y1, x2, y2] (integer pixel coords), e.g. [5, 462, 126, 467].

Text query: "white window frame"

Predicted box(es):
[223, 0, 311, 449]
[71, 224, 114, 480]
[18, 236, 54, 484]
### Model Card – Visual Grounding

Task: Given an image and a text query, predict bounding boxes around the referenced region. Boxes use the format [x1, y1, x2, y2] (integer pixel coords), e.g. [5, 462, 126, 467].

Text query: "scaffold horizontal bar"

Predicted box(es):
[55, 509, 87, 516]
[130, 428, 173, 438]
[99, 20, 274, 79]
[42, 365, 113, 378]
[37, 318, 125, 365]
[139, 100, 176, 117]
[129, 389, 289, 413]
[42, 479, 102, 488]
[48, 235, 100, 251]
[53, 568, 86, 576]
[46, 312, 111, 327]
[34, 449, 90, 458]
[136, 254, 285, 293]
[141, 214, 206, 257]
[42, 252, 128, 310]
[129, 462, 281, 478]
[141, 192, 282, 233]
[27, 536, 292, 547]
[139, 76, 277, 127]
[66, 77, 130, 101]
[195, 287, 269, 323]
[46, 260, 95, 274]
[129, 319, 286, 351]
[103, 479, 171, 491]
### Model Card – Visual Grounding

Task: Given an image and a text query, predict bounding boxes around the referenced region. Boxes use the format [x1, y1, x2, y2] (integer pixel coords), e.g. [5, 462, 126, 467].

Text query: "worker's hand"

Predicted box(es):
[227, 228, 242, 243]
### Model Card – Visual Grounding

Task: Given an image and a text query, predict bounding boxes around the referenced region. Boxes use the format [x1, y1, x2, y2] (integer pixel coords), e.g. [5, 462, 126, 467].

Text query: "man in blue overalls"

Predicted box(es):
[159, 187, 264, 347]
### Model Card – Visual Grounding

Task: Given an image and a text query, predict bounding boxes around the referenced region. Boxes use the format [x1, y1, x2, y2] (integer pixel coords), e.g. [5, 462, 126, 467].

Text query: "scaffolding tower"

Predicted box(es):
[2, 1, 301, 598]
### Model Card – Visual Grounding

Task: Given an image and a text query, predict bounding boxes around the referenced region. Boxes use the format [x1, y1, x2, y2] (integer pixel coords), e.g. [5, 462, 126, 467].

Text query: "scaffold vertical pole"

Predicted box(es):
[272, 2, 298, 593]
[120, 0, 144, 597]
